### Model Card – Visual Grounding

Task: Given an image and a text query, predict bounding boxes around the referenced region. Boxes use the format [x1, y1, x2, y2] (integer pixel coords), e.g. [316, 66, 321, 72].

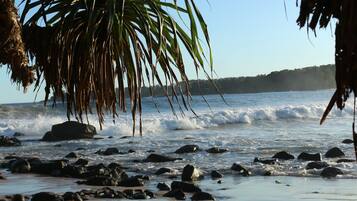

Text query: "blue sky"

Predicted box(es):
[0, 0, 335, 104]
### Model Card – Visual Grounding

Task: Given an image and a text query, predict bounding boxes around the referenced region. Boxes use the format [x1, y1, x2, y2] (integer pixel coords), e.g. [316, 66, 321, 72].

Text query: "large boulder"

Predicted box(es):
[175, 145, 200, 154]
[325, 147, 345, 158]
[182, 164, 203, 181]
[42, 121, 97, 142]
[321, 167, 343, 178]
[297, 152, 321, 161]
[0, 136, 21, 146]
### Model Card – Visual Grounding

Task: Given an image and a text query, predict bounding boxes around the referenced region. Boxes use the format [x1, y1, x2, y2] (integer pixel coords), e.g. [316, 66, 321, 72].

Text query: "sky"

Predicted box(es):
[0, 0, 335, 104]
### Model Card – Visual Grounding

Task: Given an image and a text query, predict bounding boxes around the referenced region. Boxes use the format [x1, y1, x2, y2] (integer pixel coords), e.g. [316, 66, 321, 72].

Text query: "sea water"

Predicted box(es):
[1, 89, 357, 200]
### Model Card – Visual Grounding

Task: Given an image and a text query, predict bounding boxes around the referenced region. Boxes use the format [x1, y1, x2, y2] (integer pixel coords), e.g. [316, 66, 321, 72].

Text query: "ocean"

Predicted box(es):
[1, 89, 357, 200]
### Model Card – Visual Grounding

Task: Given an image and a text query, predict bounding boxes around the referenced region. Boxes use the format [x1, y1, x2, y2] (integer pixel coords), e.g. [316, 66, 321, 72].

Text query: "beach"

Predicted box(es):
[0, 89, 356, 200]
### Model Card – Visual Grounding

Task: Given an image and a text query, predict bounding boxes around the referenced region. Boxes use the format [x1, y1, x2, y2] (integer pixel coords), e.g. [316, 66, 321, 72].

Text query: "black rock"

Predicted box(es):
[191, 192, 215, 201]
[32, 192, 64, 201]
[83, 176, 118, 186]
[211, 170, 223, 179]
[206, 147, 228, 154]
[297, 152, 321, 161]
[144, 190, 154, 199]
[31, 160, 67, 175]
[342, 139, 354, 144]
[325, 147, 345, 158]
[62, 192, 83, 201]
[231, 163, 251, 176]
[272, 151, 295, 160]
[175, 145, 200, 154]
[157, 182, 171, 191]
[12, 194, 25, 201]
[171, 181, 202, 193]
[118, 177, 144, 187]
[337, 159, 355, 163]
[10, 159, 31, 173]
[155, 167, 173, 175]
[95, 187, 125, 199]
[97, 148, 120, 156]
[182, 164, 202, 181]
[42, 121, 97, 142]
[74, 159, 89, 166]
[164, 189, 186, 200]
[144, 154, 181, 163]
[128, 149, 136, 153]
[0, 136, 21, 146]
[306, 161, 329, 170]
[253, 157, 277, 165]
[13, 132, 25, 137]
[65, 152, 78, 159]
[132, 192, 147, 200]
[321, 167, 343, 178]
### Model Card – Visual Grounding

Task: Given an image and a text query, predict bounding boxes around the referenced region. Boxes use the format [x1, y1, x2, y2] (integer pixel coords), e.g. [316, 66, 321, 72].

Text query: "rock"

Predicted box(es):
[157, 183, 171, 191]
[10, 159, 31, 173]
[253, 157, 277, 165]
[342, 139, 354, 144]
[144, 154, 181, 163]
[155, 167, 173, 175]
[272, 151, 295, 160]
[97, 148, 120, 156]
[191, 192, 215, 201]
[231, 163, 251, 176]
[297, 152, 321, 161]
[128, 149, 136, 153]
[65, 152, 78, 159]
[337, 159, 355, 163]
[206, 147, 228, 154]
[163, 189, 186, 200]
[118, 177, 144, 187]
[31, 160, 67, 175]
[74, 159, 88, 166]
[132, 192, 147, 200]
[31, 192, 64, 201]
[306, 161, 329, 170]
[171, 181, 202, 193]
[83, 176, 118, 186]
[325, 147, 345, 158]
[62, 192, 82, 201]
[95, 187, 125, 199]
[211, 170, 223, 179]
[182, 164, 203, 181]
[175, 145, 200, 154]
[321, 167, 343, 178]
[42, 121, 97, 142]
[0, 136, 21, 146]
[12, 194, 25, 201]
[13, 132, 25, 137]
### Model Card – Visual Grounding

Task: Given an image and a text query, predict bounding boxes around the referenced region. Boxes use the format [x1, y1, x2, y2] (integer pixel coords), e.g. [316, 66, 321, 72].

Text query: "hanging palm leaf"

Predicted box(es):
[20, 0, 212, 135]
[0, 0, 33, 88]
[297, 0, 357, 124]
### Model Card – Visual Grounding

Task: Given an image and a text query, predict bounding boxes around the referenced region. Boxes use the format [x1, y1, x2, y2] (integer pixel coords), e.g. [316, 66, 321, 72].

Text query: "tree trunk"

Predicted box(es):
[0, 0, 33, 88]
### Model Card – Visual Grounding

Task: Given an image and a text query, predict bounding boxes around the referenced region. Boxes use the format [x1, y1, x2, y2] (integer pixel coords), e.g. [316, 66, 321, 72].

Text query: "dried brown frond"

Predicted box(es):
[297, 0, 357, 124]
[0, 0, 33, 88]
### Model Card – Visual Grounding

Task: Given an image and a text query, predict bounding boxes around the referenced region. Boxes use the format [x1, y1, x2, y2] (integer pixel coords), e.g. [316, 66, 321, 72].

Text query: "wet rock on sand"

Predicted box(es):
[306, 161, 329, 170]
[325, 147, 345, 158]
[163, 189, 186, 200]
[155, 167, 173, 175]
[320, 167, 343, 178]
[144, 154, 181, 163]
[175, 145, 200, 154]
[297, 152, 321, 161]
[42, 121, 97, 142]
[182, 164, 203, 181]
[31, 192, 63, 201]
[231, 163, 251, 176]
[206, 147, 228, 154]
[342, 139, 354, 144]
[0, 136, 21, 146]
[211, 170, 223, 179]
[272, 151, 295, 160]
[254, 157, 277, 165]
[171, 181, 202, 193]
[10, 159, 31, 173]
[191, 192, 215, 201]
[157, 182, 171, 191]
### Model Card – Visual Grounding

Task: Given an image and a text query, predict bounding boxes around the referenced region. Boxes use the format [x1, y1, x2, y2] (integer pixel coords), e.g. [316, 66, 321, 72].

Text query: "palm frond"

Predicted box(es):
[21, 0, 212, 135]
